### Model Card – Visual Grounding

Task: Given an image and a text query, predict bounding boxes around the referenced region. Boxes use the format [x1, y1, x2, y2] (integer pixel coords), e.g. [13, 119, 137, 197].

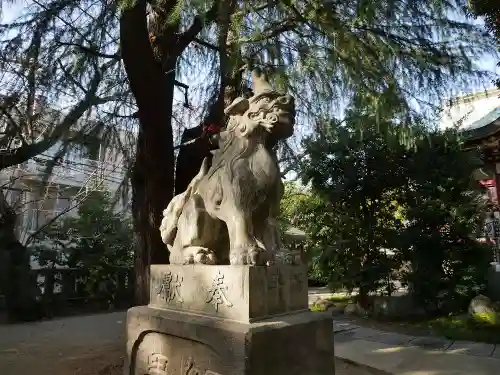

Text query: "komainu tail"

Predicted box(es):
[159, 158, 209, 246]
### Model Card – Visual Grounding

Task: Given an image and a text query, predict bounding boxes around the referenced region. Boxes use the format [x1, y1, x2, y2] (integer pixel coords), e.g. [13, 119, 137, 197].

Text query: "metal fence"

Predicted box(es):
[0, 267, 135, 320]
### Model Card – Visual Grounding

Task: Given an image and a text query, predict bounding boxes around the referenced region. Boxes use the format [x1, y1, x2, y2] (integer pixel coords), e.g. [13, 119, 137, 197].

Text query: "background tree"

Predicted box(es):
[399, 130, 491, 314]
[120, 0, 224, 303]
[279, 182, 338, 286]
[469, 0, 500, 87]
[0, 191, 41, 321]
[470, 0, 500, 37]
[295, 100, 490, 314]
[300, 108, 408, 303]
[30, 190, 134, 308]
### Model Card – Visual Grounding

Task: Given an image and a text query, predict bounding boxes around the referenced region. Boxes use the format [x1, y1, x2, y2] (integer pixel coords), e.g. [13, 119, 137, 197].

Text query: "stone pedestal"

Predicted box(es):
[124, 265, 335, 375]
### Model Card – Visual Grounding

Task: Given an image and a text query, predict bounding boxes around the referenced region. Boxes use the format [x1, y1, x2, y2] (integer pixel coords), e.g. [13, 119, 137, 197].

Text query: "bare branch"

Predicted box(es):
[239, 19, 298, 44]
[173, 1, 220, 55]
[0, 63, 110, 169]
[193, 37, 219, 51]
[55, 41, 120, 60]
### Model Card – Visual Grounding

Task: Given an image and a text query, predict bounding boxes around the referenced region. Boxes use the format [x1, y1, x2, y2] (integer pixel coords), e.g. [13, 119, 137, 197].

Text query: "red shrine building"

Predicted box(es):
[440, 88, 500, 206]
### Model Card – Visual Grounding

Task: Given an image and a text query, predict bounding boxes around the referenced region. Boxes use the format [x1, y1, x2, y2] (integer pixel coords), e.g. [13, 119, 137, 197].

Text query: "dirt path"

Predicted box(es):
[0, 311, 126, 375]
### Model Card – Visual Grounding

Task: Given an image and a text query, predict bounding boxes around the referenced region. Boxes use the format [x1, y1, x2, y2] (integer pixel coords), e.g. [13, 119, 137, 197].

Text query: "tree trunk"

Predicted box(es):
[120, 0, 174, 305]
[174, 125, 213, 195]
[174, 8, 244, 194]
[0, 192, 40, 322]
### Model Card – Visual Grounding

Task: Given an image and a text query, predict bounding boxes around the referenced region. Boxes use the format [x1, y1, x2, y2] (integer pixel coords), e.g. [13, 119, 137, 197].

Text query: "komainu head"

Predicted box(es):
[224, 69, 295, 144]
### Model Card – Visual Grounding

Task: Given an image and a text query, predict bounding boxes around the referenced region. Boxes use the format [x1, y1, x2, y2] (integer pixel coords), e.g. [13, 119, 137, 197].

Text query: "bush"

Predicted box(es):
[472, 311, 500, 326]
[427, 314, 500, 343]
[290, 108, 490, 315]
[298, 115, 408, 302]
[399, 131, 490, 314]
[278, 89, 492, 318]
[30, 191, 134, 307]
[279, 182, 337, 286]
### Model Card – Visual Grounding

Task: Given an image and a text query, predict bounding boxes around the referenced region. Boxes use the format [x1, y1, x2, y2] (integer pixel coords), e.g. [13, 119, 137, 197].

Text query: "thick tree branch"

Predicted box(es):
[0, 107, 28, 147]
[56, 41, 120, 59]
[280, 1, 322, 34]
[0, 65, 107, 170]
[172, 1, 220, 55]
[26, 22, 45, 137]
[193, 37, 219, 51]
[174, 80, 188, 89]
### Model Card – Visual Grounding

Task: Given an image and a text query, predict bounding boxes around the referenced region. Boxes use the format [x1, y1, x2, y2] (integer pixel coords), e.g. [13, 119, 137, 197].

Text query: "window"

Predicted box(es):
[6, 189, 20, 206]
[65, 146, 83, 163]
[25, 204, 52, 232]
[81, 141, 100, 161]
[65, 142, 100, 163]
[24, 188, 72, 232]
[54, 191, 71, 216]
[36, 210, 53, 230]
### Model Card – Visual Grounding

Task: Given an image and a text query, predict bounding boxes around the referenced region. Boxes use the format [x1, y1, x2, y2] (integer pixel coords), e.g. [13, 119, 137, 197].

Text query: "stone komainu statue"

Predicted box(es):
[160, 70, 295, 266]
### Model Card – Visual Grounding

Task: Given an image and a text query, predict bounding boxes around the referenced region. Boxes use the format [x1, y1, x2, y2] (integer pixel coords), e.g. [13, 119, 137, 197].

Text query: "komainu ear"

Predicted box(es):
[224, 97, 249, 115]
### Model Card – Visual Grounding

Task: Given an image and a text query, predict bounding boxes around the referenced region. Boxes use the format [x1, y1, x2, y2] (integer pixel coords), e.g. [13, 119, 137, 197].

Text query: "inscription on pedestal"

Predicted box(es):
[147, 353, 169, 374]
[155, 271, 184, 304]
[150, 265, 308, 322]
[183, 357, 222, 375]
[288, 267, 308, 310]
[265, 266, 286, 315]
[205, 271, 233, 312]
[145, 354, 223, 375]
[290, 271, 305, 293]
[136, 332, 226, 375]
[267, 267, 280, 291]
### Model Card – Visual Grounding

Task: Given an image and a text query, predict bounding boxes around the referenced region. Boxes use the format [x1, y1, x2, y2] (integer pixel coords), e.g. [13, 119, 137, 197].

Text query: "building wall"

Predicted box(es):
[0, 130, 133, 265]
[439, 88, 500, 131]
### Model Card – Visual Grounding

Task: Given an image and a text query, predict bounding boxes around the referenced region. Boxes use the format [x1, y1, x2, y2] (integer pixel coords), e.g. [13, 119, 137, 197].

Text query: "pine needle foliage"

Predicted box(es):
[0, 0, 496, 178]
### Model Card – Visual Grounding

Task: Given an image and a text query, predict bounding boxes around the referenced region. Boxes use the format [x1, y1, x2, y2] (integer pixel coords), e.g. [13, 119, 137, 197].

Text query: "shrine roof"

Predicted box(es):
[283, 226, 307, 241]
[463, 106, 500, 141]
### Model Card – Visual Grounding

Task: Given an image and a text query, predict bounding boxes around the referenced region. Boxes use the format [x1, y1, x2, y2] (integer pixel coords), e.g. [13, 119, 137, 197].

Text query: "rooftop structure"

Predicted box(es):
[439, 88, 500, 205]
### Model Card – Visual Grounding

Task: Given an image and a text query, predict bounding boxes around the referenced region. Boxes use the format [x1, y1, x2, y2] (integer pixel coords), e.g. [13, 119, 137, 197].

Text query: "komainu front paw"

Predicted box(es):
[230, 245, 268, 266]
[248, 247, 269, 266]
[229, 248, 248, 265]
[182, 246, 217, 265]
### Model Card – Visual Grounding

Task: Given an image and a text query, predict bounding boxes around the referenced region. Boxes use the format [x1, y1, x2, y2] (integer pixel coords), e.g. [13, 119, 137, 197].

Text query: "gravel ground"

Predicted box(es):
[0, 309, 381, 375]
[0, 312, 125, 375]
[0, 348, 376, 375]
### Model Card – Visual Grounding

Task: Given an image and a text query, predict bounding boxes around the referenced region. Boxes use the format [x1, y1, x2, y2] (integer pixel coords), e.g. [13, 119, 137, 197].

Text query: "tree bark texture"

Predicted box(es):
[174, 126, 213, 195]
[120, 0, 174, 305]
[0, 192, 40, 322]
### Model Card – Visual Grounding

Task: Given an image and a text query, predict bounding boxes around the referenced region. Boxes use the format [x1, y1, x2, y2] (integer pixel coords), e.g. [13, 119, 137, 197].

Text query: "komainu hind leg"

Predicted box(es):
[173, 194, 220, 264]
